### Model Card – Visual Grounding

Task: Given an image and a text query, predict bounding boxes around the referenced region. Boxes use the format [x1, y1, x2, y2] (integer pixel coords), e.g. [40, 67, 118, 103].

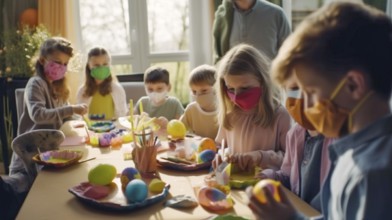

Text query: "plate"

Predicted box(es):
[156, 156, 211, 171]
[89, 121, 115, 132]
[204, 172, 258, 189]
[229, 173, 258, 189]
[32, 150, 83, 168]
[68, 176, 170, 212]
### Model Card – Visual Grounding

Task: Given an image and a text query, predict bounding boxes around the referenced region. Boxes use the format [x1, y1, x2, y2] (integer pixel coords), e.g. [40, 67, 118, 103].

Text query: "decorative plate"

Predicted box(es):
[229, 173, 258, 189]
[156, 156, 211, 171]
[204, 172, 258, 189]
[32, 150, 83, 168]
[89, 121, 115, 133]
[68, 177, 170, 212]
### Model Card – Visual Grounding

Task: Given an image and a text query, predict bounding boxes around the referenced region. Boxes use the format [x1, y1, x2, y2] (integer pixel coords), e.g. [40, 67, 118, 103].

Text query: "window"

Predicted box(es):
[79, 0, 195, 103]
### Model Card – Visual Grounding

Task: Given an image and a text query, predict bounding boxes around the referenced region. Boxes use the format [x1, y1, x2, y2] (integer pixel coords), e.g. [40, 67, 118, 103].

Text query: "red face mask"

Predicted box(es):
[227, 87, 262, 111]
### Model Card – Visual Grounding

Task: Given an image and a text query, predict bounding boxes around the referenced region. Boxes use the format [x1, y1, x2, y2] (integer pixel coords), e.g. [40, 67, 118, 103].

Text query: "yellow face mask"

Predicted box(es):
[304, 77, 373, 138]
[285, 89, 315, 130]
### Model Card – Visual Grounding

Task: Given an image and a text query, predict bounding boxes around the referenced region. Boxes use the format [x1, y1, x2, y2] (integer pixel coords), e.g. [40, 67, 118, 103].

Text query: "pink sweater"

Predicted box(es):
[216, 106, 291, 170]
[262, 124, 333, 195]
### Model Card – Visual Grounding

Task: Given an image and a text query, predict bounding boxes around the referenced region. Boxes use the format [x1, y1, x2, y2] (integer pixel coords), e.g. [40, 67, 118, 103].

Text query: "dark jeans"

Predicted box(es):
[0, 176, 27, 220]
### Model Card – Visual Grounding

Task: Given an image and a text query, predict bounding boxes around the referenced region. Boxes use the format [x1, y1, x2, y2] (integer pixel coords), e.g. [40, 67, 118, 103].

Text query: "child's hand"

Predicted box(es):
[246, 185, 299, 220]
[211, 154, 224, 170]
[154, 117, 169, 129]
[228, 152, 261, 171]
[72, 104, 88, 115]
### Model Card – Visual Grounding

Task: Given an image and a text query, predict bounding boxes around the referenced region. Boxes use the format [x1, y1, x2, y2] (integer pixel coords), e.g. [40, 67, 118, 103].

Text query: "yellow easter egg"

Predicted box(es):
[197, 138, 217, 153]
[252, 179, 281, 204]
[167, 120, 186, 140]
[88, 164, 117, 186]
[148, 178, 166, 194]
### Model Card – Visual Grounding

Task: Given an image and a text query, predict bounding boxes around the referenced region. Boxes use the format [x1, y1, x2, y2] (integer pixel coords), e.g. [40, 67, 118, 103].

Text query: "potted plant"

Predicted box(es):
[0, 25, 51, 174]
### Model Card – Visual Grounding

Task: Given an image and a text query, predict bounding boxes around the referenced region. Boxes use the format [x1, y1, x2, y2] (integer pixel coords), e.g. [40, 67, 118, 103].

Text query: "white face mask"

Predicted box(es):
[192, 92, 217, 112]
[147, 91, 168, 105]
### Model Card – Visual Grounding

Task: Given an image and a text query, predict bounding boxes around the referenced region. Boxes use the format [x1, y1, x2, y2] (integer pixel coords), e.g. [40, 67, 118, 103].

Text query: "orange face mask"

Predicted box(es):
[304, 77, 373, 138]
[285, 89, 315, 130]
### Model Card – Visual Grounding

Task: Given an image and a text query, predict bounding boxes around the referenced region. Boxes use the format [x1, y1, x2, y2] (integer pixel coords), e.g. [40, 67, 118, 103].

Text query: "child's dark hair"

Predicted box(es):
[189, 64, 216, 86]
[36, 37, 73, 101]
[83, 47, 113, 97]
[272, 2, 392, 100]
[144, 66, 170, 85]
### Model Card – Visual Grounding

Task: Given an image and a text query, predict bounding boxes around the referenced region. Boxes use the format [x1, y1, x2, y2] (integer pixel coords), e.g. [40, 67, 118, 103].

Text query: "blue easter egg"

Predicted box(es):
[198, 149, 216, 163]
[125, 179, 148, 203]
[121, 167, 141, 188]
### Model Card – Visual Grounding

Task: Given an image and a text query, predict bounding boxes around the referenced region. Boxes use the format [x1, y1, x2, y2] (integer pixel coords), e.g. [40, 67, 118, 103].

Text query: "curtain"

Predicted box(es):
[38, 0, 66, 36]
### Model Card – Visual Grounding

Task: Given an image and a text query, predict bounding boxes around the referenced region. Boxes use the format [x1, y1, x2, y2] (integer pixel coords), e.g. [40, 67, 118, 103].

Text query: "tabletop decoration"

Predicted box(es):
[69, 176, 170, 212]
[197, 186, 233, 212]
[156, 136, 216, 171]
[164, 195, 198, 209]
[32, 149, 83, 168]
[88, 164, 117, 186]
[131, 127, 158, 175]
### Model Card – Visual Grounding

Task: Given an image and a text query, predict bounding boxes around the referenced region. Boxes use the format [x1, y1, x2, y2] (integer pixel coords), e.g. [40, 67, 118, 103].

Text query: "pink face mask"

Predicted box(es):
[227, 87, 262, 111]
[44, 61, 67, 81]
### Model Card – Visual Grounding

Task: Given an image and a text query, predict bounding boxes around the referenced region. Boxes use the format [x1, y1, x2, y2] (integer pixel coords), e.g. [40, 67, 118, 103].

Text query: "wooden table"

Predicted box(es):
[16, 122, 320, 220]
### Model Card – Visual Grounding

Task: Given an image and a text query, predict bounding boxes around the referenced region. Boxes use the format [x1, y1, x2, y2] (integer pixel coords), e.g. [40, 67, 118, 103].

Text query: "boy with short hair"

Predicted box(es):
[247, 2, 392, 219]
[135, 66, 184, 121]
[180, 64, 219, 139]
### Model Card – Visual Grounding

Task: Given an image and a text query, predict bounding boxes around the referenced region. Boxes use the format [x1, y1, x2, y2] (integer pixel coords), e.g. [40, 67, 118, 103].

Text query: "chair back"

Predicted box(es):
[15, 88, 25, 124]
[11, 129, 65, 182]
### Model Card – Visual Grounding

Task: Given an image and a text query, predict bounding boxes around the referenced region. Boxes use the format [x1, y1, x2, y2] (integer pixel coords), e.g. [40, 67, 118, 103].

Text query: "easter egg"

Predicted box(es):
[121, 133, 133, 143]
[197, 186, 233, 211]
[197, 138, 217, 153]
[88, 164, 117, 186]
[89, 135, 99, 146]
[99, 133, 112, 147]
[167, 120, 186, 140]
[252, 179, 281, 204]
[125, 179, 148, 203]
[148, 178, 166, 194]
[197, 149, 216, 163]
[120, 167, 141, 189]
[110, 136, 123, 148]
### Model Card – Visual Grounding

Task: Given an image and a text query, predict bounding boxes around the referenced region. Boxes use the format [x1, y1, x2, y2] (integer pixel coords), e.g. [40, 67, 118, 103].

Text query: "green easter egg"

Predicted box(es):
[88, 164, 117, 186]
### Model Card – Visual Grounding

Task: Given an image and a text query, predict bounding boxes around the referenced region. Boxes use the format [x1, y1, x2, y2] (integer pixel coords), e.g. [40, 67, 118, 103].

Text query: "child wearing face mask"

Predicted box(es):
[135, 66, 184, 121]
[247, 2, 392, 220]
[1, 37, 88, 219]
[180, 65, 219, 139]
[214, 44, 291, 171]
[258, 82, 334, 211]
[76, 47, 127, 120]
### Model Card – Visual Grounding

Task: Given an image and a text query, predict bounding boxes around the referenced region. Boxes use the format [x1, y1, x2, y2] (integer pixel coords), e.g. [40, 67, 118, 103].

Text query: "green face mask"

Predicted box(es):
[91, 66, 111, 80]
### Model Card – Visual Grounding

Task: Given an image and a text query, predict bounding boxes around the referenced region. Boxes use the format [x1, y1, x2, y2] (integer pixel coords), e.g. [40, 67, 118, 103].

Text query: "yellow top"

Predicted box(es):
[89, 91, 115, 120]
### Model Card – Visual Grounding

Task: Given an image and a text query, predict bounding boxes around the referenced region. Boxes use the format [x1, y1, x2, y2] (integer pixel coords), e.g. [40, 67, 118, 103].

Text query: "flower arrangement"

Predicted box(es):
[0, 25, 51, 78]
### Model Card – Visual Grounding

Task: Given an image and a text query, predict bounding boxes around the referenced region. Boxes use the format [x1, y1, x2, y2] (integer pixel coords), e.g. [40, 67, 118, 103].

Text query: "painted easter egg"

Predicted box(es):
[120, 167, 141, 189]
[125, 179, 148, 203]
[110, 136, 123, 148]
[252, 179, 281, 204]
[121, 132, 133, 143]
[197, 186, 233, 211]
[99, 133, 112, 147]
[148, 178, 166, 194]
[197, 138, 217, 153]
[89, 135, 99, 146]
[88, 164, 117, 186]
[197, 149, 216, 163]
[167, 120, 186, 140]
